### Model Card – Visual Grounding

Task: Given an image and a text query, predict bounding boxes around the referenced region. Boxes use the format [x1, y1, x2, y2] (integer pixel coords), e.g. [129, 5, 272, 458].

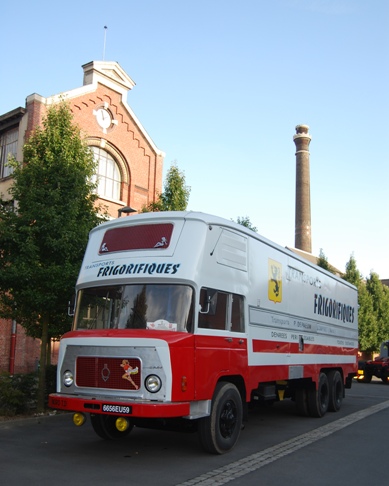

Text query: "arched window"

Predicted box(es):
[91, 146, 121, 201]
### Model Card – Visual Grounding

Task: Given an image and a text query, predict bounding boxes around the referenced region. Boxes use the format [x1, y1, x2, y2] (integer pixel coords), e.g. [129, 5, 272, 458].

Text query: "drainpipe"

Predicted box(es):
[9, 319, 17, 374]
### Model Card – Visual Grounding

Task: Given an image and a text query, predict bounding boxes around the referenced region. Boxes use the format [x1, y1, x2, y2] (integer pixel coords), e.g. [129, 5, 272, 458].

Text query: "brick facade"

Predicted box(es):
[0, 318, 42, 373]
[0, 61, 164, 373]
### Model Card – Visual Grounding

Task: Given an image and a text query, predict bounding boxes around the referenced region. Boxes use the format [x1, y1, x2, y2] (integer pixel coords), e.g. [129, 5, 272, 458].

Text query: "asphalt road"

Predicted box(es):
[1, 379, 388, 486]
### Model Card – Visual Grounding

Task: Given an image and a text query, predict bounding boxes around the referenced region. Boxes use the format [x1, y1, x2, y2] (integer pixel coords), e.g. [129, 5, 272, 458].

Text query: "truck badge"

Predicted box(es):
[268, 259, 282, 303]
[101, 363, 110, 382]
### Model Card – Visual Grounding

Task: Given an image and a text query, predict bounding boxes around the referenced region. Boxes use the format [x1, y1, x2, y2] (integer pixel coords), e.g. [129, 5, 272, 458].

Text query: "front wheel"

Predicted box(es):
[198, 382, 243, 454]
[90, 414, 134, 440]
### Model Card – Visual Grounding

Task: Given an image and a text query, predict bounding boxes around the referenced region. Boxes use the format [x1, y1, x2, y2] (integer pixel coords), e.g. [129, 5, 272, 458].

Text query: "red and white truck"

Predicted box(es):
[49, 211, 358, 453]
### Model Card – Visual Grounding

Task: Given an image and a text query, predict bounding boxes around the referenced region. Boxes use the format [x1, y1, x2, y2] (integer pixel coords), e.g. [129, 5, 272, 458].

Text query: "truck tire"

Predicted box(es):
[327, 370, 343, 412]
[295, 388, 309, 416]
[362, 373, 372, 383]
[307, 372, 329, 418]
[90, 414, 133, 440]
[198, 382, 243, 454]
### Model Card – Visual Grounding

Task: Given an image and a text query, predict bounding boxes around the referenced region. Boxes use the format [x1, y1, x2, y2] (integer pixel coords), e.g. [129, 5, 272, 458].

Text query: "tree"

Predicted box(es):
[343, 254, 361, 287]
[317, 248, 332, 272]
[234, 216, 257, 232]
[343, 255, 372, 352]
[357, 283, 379, 354]
[141, 162, 190, 212]
[366, 272, 389, 346]
[0, 102, 106, 411]
[343, 255, 389, 354]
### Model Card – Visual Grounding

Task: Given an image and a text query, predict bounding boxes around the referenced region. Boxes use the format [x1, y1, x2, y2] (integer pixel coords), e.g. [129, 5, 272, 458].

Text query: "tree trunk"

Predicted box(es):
[46, 338, 51, 366]
[36, 317, 49, 413]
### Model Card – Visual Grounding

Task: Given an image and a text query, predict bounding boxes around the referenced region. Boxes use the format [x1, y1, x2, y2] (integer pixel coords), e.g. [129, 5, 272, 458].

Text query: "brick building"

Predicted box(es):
[0, 61, 164, 373]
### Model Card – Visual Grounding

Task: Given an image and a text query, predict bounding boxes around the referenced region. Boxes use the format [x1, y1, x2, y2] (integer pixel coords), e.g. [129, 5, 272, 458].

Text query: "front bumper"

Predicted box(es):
[49, 393, 190, 418]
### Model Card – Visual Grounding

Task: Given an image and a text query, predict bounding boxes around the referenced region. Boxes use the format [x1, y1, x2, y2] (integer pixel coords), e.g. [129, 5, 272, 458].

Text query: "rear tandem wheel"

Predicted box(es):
[327, 370, 344, 412]
[307, 372, 330, 418]
[296, 370, 343, 417]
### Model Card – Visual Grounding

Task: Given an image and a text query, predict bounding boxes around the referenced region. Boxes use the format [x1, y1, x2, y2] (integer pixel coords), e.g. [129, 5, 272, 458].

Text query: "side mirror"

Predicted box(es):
[199, 289, 217, 315]
[68, 294, 76, 317]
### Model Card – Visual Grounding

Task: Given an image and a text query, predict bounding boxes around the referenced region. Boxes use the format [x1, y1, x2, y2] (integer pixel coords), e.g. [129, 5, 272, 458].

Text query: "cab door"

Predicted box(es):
[194, 288, 247, 400]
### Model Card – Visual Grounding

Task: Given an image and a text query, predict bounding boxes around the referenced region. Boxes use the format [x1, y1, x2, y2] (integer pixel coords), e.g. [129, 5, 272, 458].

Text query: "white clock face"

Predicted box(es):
[96, 108, 112, 129]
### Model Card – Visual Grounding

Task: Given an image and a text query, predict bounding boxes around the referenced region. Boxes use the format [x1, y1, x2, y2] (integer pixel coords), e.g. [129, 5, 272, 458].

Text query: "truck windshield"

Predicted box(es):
[74, 284, 194, 333]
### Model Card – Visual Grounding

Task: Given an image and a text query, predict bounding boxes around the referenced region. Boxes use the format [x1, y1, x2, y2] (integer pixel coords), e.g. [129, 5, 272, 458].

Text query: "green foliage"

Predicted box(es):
[141, 162, 190, 212]
[317, 248, 332, 272]
[357, 283, 379, 353]
[366, 272, 389, 345]
[343, 254, 362, 286]
[343, 255, 389, 353]
[234, 216, 258, 232]
[0, 372, 38, 416]
[0, 367, 57, 416]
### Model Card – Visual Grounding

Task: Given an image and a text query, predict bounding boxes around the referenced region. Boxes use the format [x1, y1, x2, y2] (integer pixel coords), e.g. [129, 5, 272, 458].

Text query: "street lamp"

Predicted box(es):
[118, 206, 137, 218]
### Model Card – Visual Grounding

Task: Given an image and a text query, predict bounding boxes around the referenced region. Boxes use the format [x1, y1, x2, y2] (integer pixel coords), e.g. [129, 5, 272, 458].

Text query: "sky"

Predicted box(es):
[1, 0, 388, 278]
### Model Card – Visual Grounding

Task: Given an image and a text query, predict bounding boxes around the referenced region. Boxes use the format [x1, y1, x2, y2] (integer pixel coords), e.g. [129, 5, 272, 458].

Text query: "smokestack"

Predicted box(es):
[293, 124, 312, 253]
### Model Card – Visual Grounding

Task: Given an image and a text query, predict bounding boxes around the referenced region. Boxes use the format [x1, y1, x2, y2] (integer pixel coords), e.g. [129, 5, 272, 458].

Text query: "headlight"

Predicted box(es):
[145, 374, 162, 393]
[63, 370, 74, 387]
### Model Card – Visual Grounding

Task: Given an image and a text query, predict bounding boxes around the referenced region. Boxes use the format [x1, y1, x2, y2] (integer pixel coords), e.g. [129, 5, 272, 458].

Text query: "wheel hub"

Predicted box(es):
[219, 400, 237, 438]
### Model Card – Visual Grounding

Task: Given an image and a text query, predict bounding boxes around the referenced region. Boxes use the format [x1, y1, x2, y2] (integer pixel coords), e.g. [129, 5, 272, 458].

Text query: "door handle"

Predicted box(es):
[225, 337, 233, 343]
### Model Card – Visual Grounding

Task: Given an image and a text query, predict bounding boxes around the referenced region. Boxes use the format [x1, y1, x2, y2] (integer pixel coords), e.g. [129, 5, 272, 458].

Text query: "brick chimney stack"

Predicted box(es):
[293, 124, 312, 253]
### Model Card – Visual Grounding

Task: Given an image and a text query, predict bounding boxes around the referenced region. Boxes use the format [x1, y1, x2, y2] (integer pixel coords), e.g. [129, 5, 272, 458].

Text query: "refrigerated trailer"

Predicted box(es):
[49, 211, 358, 453]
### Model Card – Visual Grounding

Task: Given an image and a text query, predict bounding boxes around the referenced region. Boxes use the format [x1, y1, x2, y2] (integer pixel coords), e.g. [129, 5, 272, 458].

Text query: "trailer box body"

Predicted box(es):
[49, 211, 358, 453]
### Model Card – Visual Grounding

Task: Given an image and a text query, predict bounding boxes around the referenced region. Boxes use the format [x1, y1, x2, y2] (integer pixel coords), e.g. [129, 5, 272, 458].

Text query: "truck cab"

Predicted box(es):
[357, 341, 389, 383]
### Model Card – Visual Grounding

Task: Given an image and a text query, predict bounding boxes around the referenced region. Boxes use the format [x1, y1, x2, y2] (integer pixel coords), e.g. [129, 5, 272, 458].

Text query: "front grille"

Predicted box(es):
[76, 357, 141, 390]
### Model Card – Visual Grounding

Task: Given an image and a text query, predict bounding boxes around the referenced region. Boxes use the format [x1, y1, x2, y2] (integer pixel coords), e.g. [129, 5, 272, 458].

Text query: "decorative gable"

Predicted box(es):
[82, 61, 136, 93]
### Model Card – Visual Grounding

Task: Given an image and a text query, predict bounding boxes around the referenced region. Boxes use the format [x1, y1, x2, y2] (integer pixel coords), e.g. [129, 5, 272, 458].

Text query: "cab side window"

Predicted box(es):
[198, 288, 244, 332]
[231, 293, 244, 333]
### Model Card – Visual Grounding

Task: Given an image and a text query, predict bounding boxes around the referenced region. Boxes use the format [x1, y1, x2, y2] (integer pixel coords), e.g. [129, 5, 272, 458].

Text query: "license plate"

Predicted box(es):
[102, 404, 132, 414]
